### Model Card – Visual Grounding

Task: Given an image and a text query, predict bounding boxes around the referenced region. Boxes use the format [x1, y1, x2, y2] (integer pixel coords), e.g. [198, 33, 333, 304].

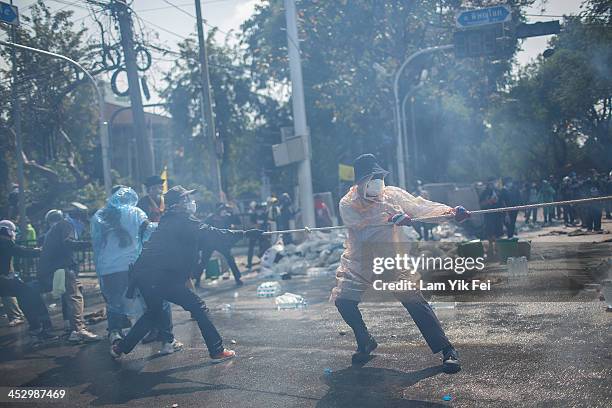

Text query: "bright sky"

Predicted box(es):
[13, 0, 583, 102]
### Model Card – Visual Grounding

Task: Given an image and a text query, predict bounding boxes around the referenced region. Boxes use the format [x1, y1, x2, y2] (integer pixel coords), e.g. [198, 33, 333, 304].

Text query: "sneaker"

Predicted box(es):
[159, 339, 184, 355]
[235, 280, 244, 287]
[352, 336, 378, 365]
[211, 349, 235, 363]
[442, 346, 461, 374]
[110, 341, 123, 359]
[108, 330, 123, 345]
[68, 328, 101, 343]
[8, 317, 25, 327]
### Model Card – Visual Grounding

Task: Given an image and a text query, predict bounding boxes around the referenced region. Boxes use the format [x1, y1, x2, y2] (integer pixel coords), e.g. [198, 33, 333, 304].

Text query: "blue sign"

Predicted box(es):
[456, 5, 511, 28]
[0, 2, 19, 26]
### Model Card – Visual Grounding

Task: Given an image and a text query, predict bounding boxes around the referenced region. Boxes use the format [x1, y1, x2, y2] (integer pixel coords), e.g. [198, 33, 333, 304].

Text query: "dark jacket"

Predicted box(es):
[38, 220, 90, 290]
[499, 185, 522, 208]
[133, 209, 244, 285]
[0, 236, 41, 276]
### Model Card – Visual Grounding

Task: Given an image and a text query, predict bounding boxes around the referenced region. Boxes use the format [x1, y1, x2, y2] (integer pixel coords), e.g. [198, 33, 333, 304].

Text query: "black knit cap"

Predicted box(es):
[353, 153, 389, 183]
[164, 185, 196, 207]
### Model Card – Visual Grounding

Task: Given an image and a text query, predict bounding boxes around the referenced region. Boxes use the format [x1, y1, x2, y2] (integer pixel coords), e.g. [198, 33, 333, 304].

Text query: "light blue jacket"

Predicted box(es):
[91, 187, 156, 276]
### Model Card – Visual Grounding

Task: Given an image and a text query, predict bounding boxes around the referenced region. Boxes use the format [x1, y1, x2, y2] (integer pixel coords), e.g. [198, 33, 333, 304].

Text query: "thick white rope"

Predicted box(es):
[260, 195, 612, 236]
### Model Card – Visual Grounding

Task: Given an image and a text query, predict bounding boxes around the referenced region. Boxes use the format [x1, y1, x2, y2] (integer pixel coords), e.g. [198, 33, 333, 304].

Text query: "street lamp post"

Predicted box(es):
[393, 44, 453, 189]
[401, 82, 424, 183]
[0, 39, 112, 197]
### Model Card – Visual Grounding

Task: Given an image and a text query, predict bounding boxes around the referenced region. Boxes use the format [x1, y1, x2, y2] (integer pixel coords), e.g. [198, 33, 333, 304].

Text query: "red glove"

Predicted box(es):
[454, 206, 470, 223]
[388, 213, 412, 226]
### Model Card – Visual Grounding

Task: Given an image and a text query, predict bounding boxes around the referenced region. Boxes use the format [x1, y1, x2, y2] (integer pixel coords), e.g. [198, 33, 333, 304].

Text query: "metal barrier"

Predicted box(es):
[13, 240, 96, 282]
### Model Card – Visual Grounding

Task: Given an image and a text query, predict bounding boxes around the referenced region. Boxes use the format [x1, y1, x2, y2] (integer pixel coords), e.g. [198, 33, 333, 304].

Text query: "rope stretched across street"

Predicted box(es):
[260, 195, 612, 236]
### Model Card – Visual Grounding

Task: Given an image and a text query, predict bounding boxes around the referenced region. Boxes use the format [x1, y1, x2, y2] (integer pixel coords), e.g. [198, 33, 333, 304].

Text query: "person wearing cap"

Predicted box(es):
[0, 220, 57, 342]
[111, 186, 264, 362]
[39, 209, 100, 343]
[91, 185, 180, 355]
[194, 203, 244, 287]
[331, 154, 469, 373]
[138, 176, 165, 223]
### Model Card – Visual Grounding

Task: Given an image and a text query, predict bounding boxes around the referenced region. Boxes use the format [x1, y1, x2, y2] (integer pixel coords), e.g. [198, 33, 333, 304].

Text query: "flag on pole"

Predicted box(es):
[338, 164, 355, 182]
[161, 166, 168, 194]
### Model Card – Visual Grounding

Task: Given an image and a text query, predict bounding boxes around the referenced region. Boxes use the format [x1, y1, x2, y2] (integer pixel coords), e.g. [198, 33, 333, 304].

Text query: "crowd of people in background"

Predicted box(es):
[478, 170, 612, 256]
[1, 169, 610, 353]
[0, 175, 299, 353]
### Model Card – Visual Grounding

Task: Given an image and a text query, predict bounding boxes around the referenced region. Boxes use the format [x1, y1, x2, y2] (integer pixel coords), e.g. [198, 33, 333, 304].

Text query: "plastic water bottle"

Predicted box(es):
[219, 304, 233, 312]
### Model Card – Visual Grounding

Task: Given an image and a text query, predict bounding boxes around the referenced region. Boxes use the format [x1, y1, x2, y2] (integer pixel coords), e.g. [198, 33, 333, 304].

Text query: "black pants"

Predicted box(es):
[335, 292, 451, 354]
[584, 206, 602, 231]
[119, 281, 223, 357]
[563, 205, 575, 225]
[505, 211, 518, 238]
[195, 247, 241, 284]
[0, 276, 51, 331]
[247, 235, 270, 269]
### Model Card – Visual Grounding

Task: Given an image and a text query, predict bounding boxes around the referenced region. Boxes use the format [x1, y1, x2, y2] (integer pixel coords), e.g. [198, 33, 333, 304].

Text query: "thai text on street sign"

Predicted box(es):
[456, 5, 511, 28]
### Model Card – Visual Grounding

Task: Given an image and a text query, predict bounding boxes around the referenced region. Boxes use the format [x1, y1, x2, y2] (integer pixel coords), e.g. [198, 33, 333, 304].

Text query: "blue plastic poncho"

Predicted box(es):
[91, 187, 156, 276]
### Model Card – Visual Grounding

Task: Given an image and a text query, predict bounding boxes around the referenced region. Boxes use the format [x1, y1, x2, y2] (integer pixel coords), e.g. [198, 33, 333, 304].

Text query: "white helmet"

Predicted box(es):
[45, 209, 64, 225]
[0, 220, 17, 240]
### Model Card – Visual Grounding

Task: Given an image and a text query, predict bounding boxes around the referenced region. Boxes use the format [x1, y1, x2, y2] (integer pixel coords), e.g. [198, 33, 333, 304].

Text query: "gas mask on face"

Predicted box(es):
[365, 178, 385, 197]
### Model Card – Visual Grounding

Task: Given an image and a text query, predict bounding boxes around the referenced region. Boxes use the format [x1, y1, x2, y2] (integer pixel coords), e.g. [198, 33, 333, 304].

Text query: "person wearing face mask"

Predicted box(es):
[111, 186, 265, 362]
[331, 154, 470, 373]
[91, 186, 180, 356]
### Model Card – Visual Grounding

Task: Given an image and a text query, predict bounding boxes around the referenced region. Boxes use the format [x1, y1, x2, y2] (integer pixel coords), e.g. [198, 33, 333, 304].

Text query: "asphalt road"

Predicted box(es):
[0, 223, 611, 407]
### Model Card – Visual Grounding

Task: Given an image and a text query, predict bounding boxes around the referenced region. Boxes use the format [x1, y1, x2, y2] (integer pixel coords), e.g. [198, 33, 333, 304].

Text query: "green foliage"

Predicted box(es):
[241, 0, 531, 193]
[486, 4, 612, 179]
[0, 1, 106, 220]
[160, 34, 288, 201]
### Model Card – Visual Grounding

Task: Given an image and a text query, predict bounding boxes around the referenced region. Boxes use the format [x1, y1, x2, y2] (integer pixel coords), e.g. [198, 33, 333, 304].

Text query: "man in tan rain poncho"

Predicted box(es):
[332, 154, 470, 373]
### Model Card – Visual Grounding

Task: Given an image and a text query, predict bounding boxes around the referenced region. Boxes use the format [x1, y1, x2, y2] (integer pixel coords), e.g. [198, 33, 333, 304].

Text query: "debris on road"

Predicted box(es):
[275, 292, 308, 310]
[259, 231, 346, 277]
[84, 309, 106, 325]
[257, 281, 282, 297]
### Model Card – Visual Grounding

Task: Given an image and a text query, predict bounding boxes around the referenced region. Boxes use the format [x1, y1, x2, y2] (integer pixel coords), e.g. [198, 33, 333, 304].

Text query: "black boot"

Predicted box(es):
[442, 346, 461, 374]
[352, 335, 378, 365]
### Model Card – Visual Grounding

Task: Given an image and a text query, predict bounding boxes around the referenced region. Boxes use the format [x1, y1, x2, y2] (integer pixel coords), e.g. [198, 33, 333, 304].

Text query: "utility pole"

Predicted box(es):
[284, 0, 315, 227]
[393, 44, 453, 189]
[9, 0, 27, 236]
[114, 0, 154, 184]
[194, 0, 222, 199]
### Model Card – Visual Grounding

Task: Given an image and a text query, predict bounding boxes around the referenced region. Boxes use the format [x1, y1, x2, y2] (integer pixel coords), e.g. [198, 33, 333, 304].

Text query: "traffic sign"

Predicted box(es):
[0, 1, 19, 26]
[456, 5, 511, 28]
[453, 23, 514, 59]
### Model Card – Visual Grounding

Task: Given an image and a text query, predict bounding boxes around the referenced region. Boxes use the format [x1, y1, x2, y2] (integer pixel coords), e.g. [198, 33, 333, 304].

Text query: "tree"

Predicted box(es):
[160, 34, 288, 203]
[241, 0, 534, 195]
[485, 0, 612, 179]
[0, 1, 106, 222]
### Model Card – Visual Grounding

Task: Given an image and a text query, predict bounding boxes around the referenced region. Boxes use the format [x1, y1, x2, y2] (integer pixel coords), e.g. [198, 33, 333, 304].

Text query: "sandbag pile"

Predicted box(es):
[260, 231, 346, 278]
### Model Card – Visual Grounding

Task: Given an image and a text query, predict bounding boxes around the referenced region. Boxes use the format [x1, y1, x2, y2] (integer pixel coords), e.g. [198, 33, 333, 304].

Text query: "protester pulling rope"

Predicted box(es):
[260, 195, 612, 236]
